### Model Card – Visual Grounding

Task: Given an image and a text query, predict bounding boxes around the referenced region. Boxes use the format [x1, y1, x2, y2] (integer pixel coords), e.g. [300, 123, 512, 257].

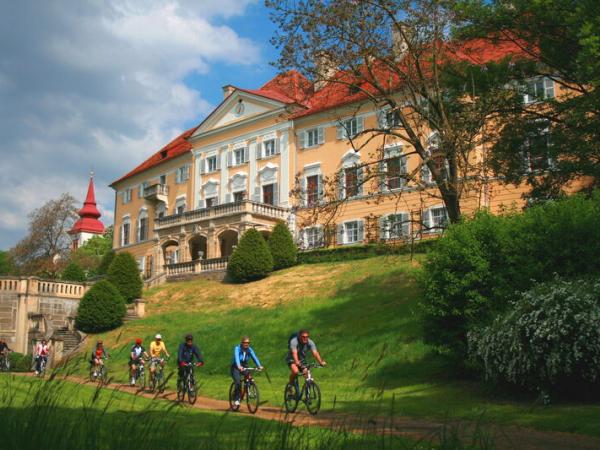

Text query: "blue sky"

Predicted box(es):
[0, 0, 281, 249]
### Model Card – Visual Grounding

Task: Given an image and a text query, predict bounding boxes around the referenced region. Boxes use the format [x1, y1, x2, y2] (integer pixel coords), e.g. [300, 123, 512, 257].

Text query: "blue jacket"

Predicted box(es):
[178, 343, 203, 364]
[231, 344, 261, 368]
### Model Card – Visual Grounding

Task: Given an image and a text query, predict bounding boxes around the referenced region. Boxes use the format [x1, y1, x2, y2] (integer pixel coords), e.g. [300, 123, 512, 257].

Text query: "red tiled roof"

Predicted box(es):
[69, 176, 105, 235]
[111, 127, 196, 186]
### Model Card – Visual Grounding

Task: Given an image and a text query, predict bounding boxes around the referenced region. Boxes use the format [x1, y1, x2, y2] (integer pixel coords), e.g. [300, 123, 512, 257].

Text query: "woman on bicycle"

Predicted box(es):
[34, 339, 50, 375]
[231, 336, 263, 407]
[91, 340, 108, 377]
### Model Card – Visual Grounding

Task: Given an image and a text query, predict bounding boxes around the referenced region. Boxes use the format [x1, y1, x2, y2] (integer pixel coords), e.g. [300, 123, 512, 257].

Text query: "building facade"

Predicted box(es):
[110, 54, 565, 281]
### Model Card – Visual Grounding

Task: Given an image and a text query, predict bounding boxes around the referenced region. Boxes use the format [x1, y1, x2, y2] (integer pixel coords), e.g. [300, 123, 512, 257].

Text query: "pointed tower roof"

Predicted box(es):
[69, 173, 105, 235]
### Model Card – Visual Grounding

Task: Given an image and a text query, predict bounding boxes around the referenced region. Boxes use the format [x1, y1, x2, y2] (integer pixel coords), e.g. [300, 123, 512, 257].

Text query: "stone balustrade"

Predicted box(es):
[165, 257, 229, 278]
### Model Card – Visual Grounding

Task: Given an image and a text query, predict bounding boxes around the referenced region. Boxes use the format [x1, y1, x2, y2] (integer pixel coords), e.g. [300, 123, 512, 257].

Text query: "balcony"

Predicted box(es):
[165, 257, 229, 278]
[155, 200, 289, 230]
[144, 184, 169, 203]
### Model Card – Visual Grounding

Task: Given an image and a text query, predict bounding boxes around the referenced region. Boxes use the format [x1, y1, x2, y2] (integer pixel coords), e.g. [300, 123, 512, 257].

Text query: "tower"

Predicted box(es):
[68, 172, 105, 250]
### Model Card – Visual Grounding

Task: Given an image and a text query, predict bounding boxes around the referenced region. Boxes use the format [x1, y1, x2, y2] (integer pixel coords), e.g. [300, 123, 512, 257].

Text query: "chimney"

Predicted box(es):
[314, 51, 337, 91]
[391, 25, 410, 61]
[222, 84, 236, 99]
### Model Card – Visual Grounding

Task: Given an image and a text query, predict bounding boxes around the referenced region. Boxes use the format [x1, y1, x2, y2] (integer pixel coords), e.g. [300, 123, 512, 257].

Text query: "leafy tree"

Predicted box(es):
[106, 252, 142, 303]
[267, 0, 523, 225]
[79, 233, 112, 257]
[61, 261, 86, 282]
[454, 0, 600, 201]
[97, 249, 115, 276]
[0, 250, 15, 275]
[75, 280, 126, 333]
[268, 222, 298, 270]
[10, 193, 77, 277]
[228, 229, 274, 282]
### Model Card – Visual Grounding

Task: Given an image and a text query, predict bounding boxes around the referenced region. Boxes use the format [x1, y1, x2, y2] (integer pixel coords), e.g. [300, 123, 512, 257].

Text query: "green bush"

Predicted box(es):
[228, 229, 274, 282]
[106, 252, 142, 303]
[8, 351, 32, 372]
[61, 261, 87, 282]
[268, 222, 297, 270]
[298, 240, 436, 264]
[75, 280, 126, 333]
[468, 278, 600, 397]
[421, 192, 600, 356]
[97, 250, 115, 276]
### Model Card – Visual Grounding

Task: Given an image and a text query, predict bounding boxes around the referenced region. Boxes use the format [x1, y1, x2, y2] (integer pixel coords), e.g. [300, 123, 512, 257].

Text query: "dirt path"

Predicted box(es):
[10, 372, 600, 450]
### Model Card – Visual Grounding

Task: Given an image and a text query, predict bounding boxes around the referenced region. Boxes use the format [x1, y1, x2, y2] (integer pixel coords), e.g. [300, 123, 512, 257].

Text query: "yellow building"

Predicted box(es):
[110, 60, 561, 282]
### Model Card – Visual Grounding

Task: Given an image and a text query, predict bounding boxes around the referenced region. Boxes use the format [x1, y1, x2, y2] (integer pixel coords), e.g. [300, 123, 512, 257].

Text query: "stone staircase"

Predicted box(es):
[51, 327, 82, 354]
[124, 306, 140, 323]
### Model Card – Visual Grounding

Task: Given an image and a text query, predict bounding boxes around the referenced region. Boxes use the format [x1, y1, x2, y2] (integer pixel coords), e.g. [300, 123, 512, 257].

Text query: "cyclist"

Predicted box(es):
[129, 338, 148, 386]
[286, 329, 326, 387]
[231, 336, 263, 407]
[90, 340, 108, 377]
[177, 334, 203, 380]
[0, 339, 12, 369]
[149, 334, 170, 377]
[34, 339, 50, 375]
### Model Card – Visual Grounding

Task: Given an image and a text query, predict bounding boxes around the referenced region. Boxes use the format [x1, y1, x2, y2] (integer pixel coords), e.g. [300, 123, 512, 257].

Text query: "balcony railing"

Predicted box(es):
[144, 183, 169, 200]
[155, 200, 289, 229]
[165, 257, 229, 277]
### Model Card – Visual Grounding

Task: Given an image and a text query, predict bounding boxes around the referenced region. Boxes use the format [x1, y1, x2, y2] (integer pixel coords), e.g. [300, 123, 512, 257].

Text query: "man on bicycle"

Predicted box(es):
[34, 339, 50, 375]
[0, 339, 12, 356]
[129, 338, 148, 386]
[286, 329, 326, 387]
[149, 334, 170, 376]
[231, 336, 263, 407]
[177, 334, 203, 380]
[90, 340, 108, 377]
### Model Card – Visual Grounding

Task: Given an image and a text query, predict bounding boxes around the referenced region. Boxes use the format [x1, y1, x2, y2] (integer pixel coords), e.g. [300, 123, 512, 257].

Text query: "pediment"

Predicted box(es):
[193, 91, 287, 136]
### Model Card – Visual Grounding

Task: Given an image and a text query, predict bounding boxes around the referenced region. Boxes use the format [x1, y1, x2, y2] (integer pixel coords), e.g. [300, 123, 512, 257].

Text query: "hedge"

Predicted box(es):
[228, 229, 274, 282]
[75, 280, 126, 333]
[268, 222, 297, 270]
[107, 252, 142, 303]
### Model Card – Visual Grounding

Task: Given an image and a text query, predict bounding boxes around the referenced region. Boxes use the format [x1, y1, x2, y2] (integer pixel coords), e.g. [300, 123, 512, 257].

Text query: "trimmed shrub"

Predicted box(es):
[97, 249, 115, 276]
[107, 252, 142, 303]
[421, 192, 600, 356]
[468, 278, 600, 397]
[228, 229, 274, 282]
[8, 352, 32, 372]
[61, 261, 87, 282]
[268, 222, 297, 270]
[75, 280, 126, 333]
[298, 240, 436, 264]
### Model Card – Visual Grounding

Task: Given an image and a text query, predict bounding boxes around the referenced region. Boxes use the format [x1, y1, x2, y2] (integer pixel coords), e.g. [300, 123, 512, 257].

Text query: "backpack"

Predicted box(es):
[287, 332, 299, 350]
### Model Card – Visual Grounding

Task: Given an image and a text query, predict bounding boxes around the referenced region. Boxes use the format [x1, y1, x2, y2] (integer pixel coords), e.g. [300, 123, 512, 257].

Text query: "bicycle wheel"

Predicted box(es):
[100, 365, 108, 385]
[283, 383, 299, 413]
[149, 371, 157, 392]
[157, 370, 165, 394]
[176, 378, 185, 402]
[304, 381, 321, 415]
[228, 382, 240, 411]
[89, 365, 96, 382]
[246, 381, 260, 414]
[187, 379, 197, 405]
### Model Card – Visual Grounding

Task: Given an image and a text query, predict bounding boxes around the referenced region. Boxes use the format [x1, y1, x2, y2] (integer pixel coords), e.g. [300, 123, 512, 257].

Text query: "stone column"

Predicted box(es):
[14, 279, 30, 354]
[134, 299, 146, 318]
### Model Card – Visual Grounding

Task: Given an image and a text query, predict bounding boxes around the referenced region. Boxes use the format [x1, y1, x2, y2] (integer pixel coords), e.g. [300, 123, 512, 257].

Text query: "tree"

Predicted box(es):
[268, 222, 298, 270]
[75, 280, 126, 333]
[0, 250, 15, 275]
[10, 193, 78, 277]
[228, 229, 274, 282]
[97, 249, 115, 276]
[61, 261, 86, 282]
[267, 0, 522, 226]
[106, 252, 142, 303]
[454, 0, 600, 201]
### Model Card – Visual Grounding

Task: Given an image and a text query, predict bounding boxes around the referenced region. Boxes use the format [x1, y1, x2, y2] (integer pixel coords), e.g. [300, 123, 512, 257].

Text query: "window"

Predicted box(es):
[386, 110, 401, 128]
[523, 125, 552, 172]
[159, 174, 166, 185]
[263, 139, 276, 157]
[307, 128, 319, 147]
[138, 182, 149, 198]
[262, 184, 274, 206]
[234, 148, 245, 165]
[345, 221, 360, 244]
[207, 156, 218, 173]
[425, 207, 448, 233]
[175, 165, 190, 184]
[175, 200, 186, 215]
[421, 163, 432, 183]
[304, 227, 324, 249]
[523, 77, 555, 104]
[206, 197, 218, 208]
[383, 213, 410, 240]
[121, 221, 130, 246]
[122, 188, 132, 204]
[340, 118, 357, 139]
[386, 156, 406, 190]
[306, 175, 320, 206]
[138, 216, 148, 242]
[344, 167, 360, 198]
[233, 191, 246, 202]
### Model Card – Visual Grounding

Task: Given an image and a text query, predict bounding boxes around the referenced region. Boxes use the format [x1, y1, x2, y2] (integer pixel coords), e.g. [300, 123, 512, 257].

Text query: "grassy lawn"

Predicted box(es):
[83, 255, 600, 438]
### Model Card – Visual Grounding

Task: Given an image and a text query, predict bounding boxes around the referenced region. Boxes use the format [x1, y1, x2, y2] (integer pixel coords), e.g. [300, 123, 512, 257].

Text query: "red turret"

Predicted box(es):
[69, 174, 105, 248]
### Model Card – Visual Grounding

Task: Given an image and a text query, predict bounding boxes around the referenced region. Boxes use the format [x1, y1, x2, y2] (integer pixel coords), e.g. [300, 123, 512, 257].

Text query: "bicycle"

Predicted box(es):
[228, 367, 261, 414]
[90, 357, 109, 384]
[130, 358, 146, 389]
[177, 362, 201, 404]
[34, 355, 48, 377]
[284, 363, 323, 415]
[149, 357, 168, 393]
[0, 353, 11, 372]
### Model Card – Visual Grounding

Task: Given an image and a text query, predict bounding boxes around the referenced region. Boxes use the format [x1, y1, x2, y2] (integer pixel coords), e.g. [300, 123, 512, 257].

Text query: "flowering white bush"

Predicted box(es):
[468, 278, 600, 394]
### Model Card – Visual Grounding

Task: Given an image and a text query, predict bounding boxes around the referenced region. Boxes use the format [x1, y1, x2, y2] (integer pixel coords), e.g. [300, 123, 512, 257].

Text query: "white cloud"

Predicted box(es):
[0, 0, 261, 248]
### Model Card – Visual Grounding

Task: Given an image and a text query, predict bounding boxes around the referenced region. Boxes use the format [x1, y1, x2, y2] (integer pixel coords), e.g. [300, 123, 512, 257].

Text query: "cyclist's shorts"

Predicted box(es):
[129, 358, 143, 366]
[150, 358, 163, 369]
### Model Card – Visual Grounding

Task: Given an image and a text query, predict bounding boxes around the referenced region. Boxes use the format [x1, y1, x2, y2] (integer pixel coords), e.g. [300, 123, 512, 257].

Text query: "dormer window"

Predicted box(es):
[161, 150, 168, 159]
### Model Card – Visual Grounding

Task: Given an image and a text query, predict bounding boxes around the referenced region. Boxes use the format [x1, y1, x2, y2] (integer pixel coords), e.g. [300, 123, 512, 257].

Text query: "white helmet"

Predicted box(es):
[155, 334, 162, 340]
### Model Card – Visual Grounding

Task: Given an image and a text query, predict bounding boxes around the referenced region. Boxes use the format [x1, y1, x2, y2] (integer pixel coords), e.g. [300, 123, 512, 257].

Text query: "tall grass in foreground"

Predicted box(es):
[0, 365, 497, 450]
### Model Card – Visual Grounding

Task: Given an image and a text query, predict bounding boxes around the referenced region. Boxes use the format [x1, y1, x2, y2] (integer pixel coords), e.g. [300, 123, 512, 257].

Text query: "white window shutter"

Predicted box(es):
[378, 161, 387, 192]
[356, 116, 364, 134]
[338, 170, 345, 199]
[317, 174, 324, 201]
[216, 156, 221, 170]
[275, 138, 281, 155]
[298, 132, 305, 149]
[378, 110, 387, 128]
[336, 224, 345, 245]
[225, 193, 232, 203]
[253, 186, 261, 201]
[198, 199, 205, 209]
[273, 183, 279, 206]
[138, 185, 142, 198]
[401, 212, 410, 237]
[423, 210, 431, 232]
[379, 215, 387, 240]
[256, 142, 262, 160]
[301, 177, 307, 207]
[336, 124, 344, 140]
[357, 167, 364, 196]
[317, 127, 324, 144]
[358, 220, 365, 242]
[227, 151, 233, 167]
[244, 147, 249, 162]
